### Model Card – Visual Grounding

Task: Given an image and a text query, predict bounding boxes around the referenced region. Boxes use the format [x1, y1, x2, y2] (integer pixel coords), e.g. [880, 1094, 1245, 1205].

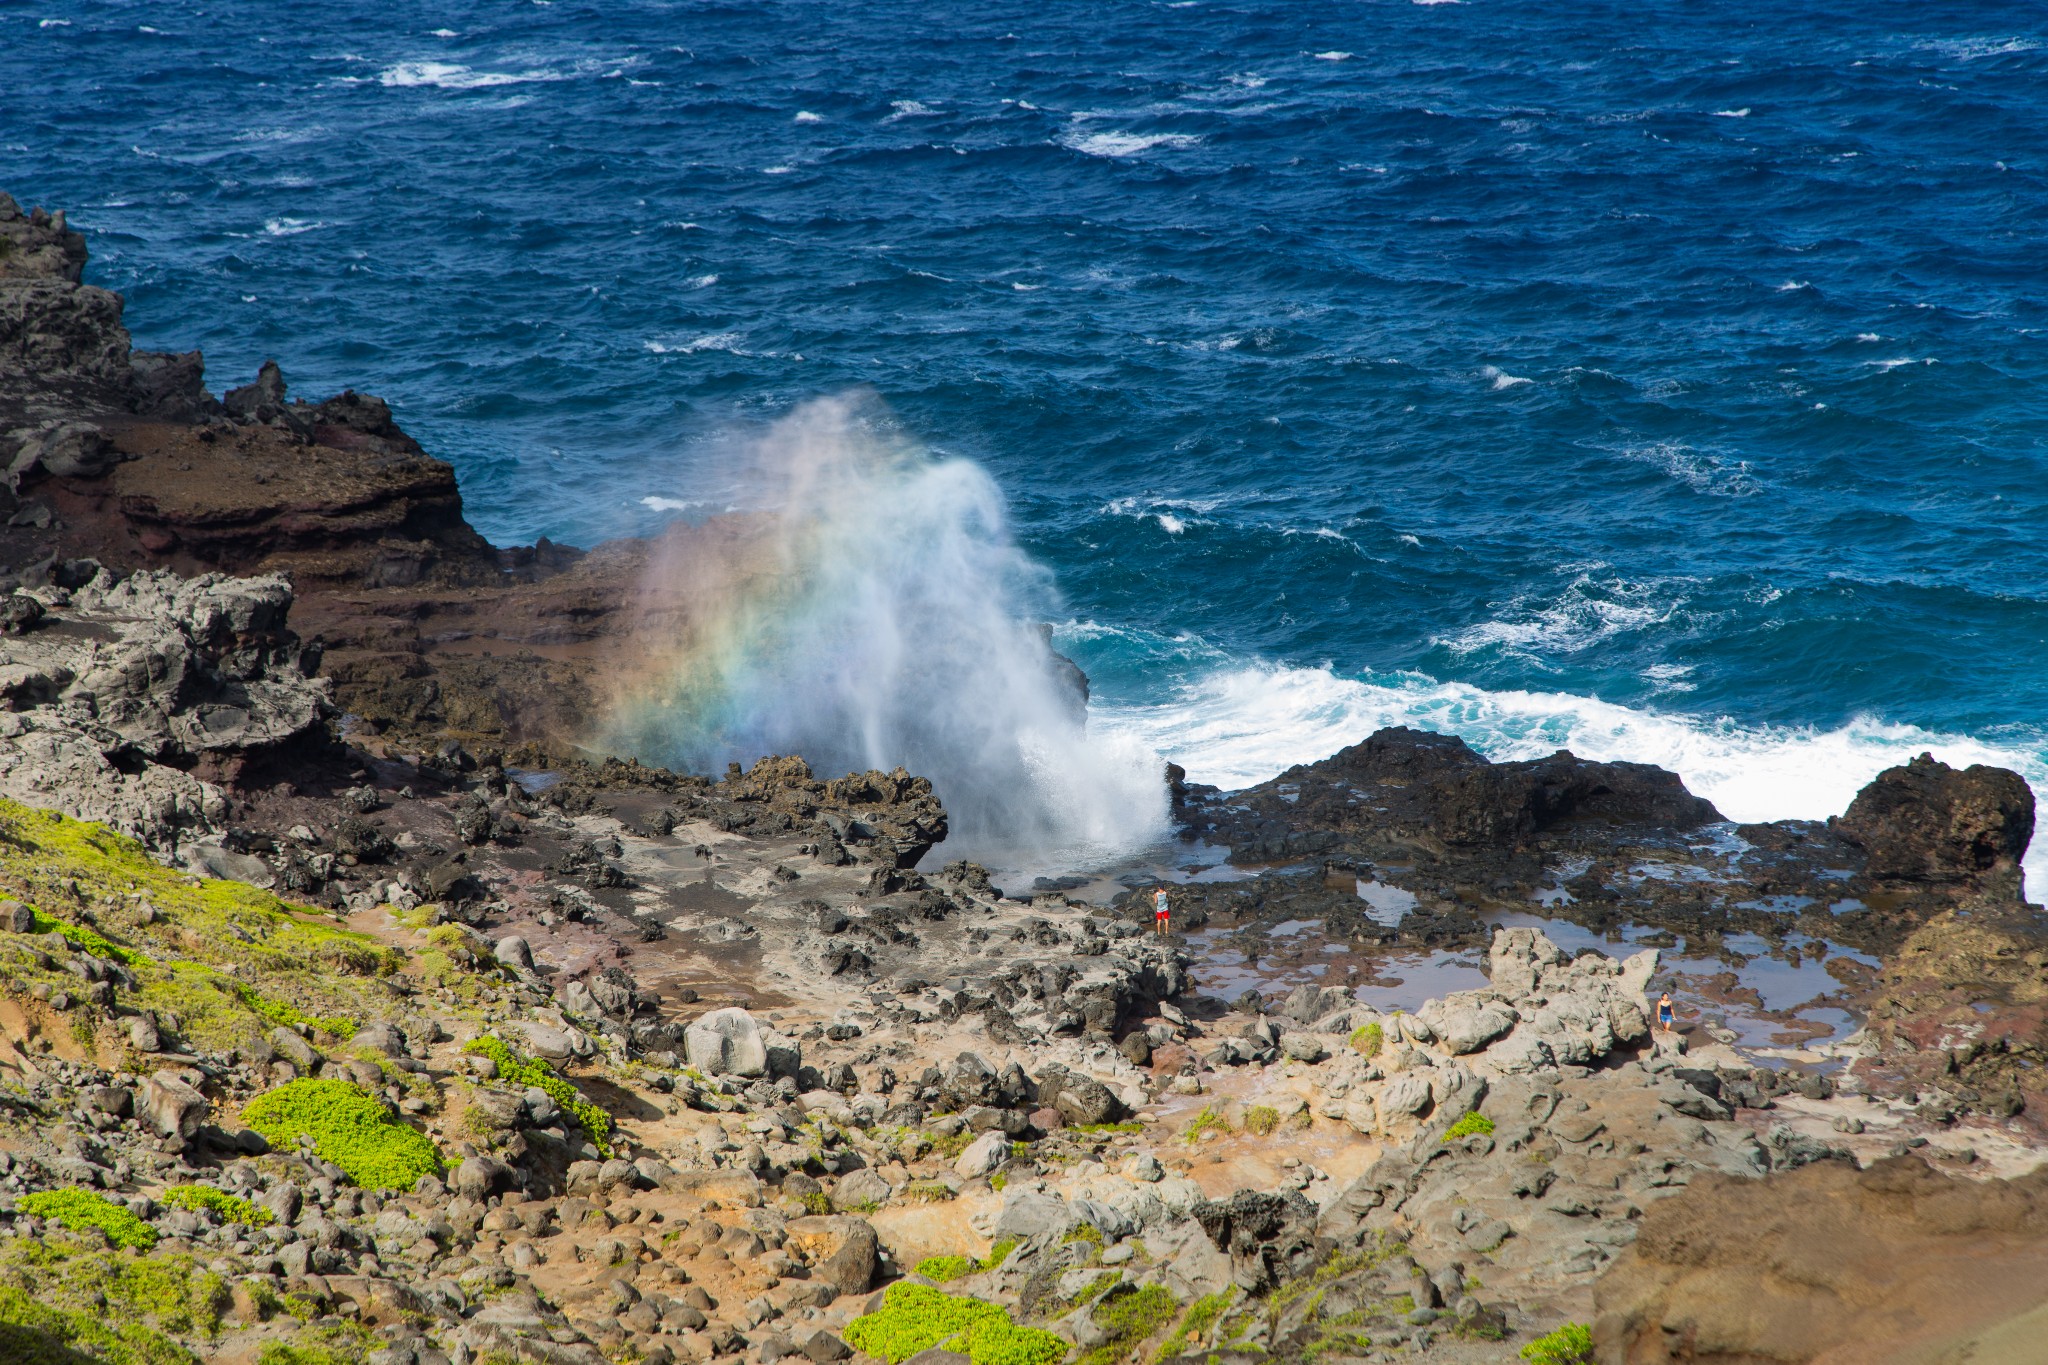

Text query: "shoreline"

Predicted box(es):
[3, 187, 2048, 1363]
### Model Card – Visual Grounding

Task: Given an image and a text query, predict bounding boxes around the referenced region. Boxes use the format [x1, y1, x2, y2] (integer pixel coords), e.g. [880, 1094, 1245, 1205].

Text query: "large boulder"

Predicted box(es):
[785, 1215, 879, 1295]
[684, 1008, 770, 1077]
[142, 1070, 207, 1143]
[1833, 753, 2035, 885]
[1034, 1064, 1123, 1126]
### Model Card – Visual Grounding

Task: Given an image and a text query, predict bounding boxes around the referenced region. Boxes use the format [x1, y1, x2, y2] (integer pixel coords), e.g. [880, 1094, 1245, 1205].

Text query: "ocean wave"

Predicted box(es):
[262, 218, 326, 237]
[378, 60, 566, 89]
[1089, 660, 2047, 890]
[1435, 573, 1698, 659]
[1619, 441, 1761, 497]
[1062, 129, 1202, 158]
[1481, 365, 1532, 389]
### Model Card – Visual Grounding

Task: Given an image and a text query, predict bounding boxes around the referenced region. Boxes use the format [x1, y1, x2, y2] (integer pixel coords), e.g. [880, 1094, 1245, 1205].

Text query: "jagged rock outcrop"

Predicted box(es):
[1832, 751, 2035, 886]
[0, 563, 331, 847]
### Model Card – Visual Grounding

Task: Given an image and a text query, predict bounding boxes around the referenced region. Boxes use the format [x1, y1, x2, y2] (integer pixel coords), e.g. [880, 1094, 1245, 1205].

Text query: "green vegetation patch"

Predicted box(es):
[0, 1235, 229, 1364]
[1441, 1112, 1495, 1142]
[233, 987, 356, 1041]
[1242, 1105, 1279, 1137]
[1154, 1290, 1233, 1363]
[0, 800, 397, 1054]
[160, 1185, 274, 1228]
[19, 1190, 157, 1250]
[846, 1283, 1067, 1365]
[1180, 1106, 1227, 1145]
[255, 1320, 382, 1365]
[462, 1036, 612, 1156]
[241, 1078, 443, 1190]
[984, 1238, 1019, 1270]
[21, 907, 145, 967]
[916, 1255, 981, 1283]
[1072, 1122, 1144, 1136]
[1349, 1022, 1383, 1058]
[1080, 1286, 1179, 1365]
[1521, 1322, 1594, 1365]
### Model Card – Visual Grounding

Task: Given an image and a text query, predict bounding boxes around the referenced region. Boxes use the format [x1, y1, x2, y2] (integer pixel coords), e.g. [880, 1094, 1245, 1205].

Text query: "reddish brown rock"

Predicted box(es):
[1594, 1156, 2048, 1364]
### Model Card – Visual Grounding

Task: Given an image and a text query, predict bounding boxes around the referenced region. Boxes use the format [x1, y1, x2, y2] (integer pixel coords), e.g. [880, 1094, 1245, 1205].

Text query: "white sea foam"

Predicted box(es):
[645, 333, 741, 355]
[1064, 130, 1202, 158]
[886, 100, 940, 121]
[1620, 441, 1760, 497]
[639, 496, 701, 512]
[1856, 332, 1882, 342]
[262, 218, 325, 237]
[1437, 573, 1691, 659]
[431, 28, 458, 38]
[39, 18, 70, 27]
[1481, 365, 1532, 390]
[1864, 357, 1934, 371]
[1712, 107, 1751, 118]
[795, 110, 823, 123]
[1776, 280, 1812, 292]
[1089, 661, 2047, 893]
[686, 274, 718, 288]
[1314, 51, 1352, 61]
[378, 60, 565, 89]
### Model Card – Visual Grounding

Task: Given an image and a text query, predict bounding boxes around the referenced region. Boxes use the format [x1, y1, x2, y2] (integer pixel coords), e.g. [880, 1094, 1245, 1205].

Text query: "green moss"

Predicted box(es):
[0, 1236, 228, 1364]
[241, 1078, 443, 1190]
[924, 1127, 974, 1160]
[916, 1255, 981, 1283]
[1072, 1122, 1143, 1135]
[256, 1321, 382, 1365]
[984, 1238, 1018, 1269]
[1349, 1023, 1383, 1058]
[462, 1036, 612, 1156]
[905, 1179, 957, 1203]
[1242, 1106, 1279, 1137]
[846, 1283, 1067, 1365]
[20, 907, 145, 967]
[1063, 1222, 1105, 1248]
[0, 801, 402, 1056]
[160, 1185, 273, 1228]
[798, 1190, 833, 1216]
[1521, 1323, 1594, 1365]
[1180, 1106, 1227, 1145]
[1079, 1286, 1179, 1365]
[1441, 1112, 1495, 1142]
[233, 987, 356, 1041]
[19, 1190, 157, 1250]
[1155, 1290, 1233, 1363]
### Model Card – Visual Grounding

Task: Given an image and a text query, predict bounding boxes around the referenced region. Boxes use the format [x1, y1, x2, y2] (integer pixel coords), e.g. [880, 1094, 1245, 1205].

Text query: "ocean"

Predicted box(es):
[9, 0, 2047, 881]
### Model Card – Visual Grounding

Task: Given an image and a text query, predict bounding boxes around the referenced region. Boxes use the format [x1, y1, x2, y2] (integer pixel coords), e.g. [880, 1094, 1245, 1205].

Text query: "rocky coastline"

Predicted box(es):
[2, 189, 2047, 1365]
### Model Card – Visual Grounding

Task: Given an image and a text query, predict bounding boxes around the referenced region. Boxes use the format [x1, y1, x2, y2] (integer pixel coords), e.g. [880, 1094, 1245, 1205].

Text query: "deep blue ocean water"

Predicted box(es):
[8, 0, 2048, 877]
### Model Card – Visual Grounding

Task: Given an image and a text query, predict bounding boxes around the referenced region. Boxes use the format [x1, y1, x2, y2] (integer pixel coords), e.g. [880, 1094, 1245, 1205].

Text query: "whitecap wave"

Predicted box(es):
[1619, 441, 1760, 497]
[1481, 364, 1532, 390]
[795, 110, 823, 123]
[1063, 129, 1202, 158]
[1436, 572, 1695, 659]
[1712, 107, 1751, 118]
[262, 218, 326, 237]
[1089, 661, 2047, 891]
[1313, 51, 1352, 61]
[378, 60, 564, 89]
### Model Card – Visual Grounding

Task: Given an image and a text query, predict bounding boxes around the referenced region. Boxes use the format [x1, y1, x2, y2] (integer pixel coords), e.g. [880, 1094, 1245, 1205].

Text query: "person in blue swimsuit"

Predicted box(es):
[1657, 992, 1676, 1033]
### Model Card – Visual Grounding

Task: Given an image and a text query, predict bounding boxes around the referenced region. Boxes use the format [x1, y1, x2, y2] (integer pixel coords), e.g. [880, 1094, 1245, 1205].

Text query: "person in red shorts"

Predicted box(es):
[1153, 887, 1171, 935]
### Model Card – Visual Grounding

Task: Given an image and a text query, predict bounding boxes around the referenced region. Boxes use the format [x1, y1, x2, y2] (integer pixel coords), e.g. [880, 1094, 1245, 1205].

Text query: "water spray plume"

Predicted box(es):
[600, 394, 1170, 873]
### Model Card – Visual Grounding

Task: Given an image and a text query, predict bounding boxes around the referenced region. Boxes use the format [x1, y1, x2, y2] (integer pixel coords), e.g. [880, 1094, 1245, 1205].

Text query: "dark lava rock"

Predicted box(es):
[1832, 752, 2035, 885]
